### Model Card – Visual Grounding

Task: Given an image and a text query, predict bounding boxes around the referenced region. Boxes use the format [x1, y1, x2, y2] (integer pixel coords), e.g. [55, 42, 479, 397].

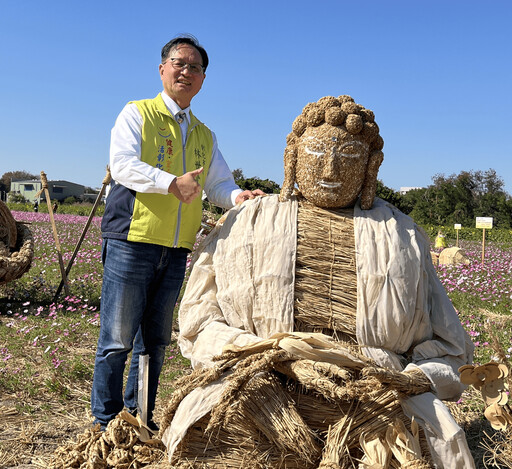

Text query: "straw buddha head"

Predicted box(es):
[280, 95, 384, 209]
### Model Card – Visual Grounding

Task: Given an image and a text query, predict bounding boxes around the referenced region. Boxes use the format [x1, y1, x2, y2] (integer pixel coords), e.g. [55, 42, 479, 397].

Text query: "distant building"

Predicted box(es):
[10, 178, 87, 202]
[399, 186, 423, 195]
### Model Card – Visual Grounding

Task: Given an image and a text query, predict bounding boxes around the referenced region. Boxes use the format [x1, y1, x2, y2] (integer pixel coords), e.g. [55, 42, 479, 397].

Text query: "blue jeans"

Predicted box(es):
[91, 238, 187, 427]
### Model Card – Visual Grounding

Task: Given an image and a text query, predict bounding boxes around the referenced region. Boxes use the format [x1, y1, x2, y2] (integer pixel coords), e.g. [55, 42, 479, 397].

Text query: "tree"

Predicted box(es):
[400, 187, 427, 216]
[232, 168, 245, 185]
[232, 168, 281, 194]
[404, 168, 511, 228]
[375, 180, 406, 211]
[473, 169, 510, 228]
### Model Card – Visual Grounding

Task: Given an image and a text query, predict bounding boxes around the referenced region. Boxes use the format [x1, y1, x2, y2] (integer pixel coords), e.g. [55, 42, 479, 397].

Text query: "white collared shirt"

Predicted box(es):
[109, 91, 241, 209]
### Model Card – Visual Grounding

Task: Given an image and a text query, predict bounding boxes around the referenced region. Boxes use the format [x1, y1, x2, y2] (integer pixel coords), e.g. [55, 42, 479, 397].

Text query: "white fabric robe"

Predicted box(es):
[164, 195, 475, 468]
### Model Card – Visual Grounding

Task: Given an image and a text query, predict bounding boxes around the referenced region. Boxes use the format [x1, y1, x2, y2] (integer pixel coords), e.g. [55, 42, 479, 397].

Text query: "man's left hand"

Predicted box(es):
[235, 189, 266, 205]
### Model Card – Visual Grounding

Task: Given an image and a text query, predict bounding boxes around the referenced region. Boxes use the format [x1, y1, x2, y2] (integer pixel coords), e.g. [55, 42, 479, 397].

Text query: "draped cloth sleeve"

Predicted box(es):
[354, 197, 475, 468]
[178, 194, 297, 368]
[163, 195, 297, 456]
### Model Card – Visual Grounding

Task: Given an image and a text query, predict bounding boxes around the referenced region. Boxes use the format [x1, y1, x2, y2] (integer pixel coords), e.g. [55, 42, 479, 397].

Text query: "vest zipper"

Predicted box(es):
[172, 123, 199, 247]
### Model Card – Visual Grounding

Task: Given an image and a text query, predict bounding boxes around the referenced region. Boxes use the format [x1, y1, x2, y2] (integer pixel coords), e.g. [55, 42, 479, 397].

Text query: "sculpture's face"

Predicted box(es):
[295, 124, 370, 208]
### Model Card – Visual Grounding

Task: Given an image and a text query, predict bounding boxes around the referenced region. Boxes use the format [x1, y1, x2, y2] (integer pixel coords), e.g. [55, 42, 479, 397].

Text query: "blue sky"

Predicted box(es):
[1, 0, 511, 195]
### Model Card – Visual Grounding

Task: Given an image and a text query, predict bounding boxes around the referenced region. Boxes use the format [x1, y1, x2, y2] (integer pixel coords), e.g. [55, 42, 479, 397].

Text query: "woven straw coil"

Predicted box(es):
[0, 201, 34, 285]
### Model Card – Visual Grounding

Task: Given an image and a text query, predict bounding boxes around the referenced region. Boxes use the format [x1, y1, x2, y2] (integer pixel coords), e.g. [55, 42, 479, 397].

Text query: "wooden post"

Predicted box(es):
[454, 224, 462, 248]
[481, 228, 486, 265]
[37, 171, 70, 296]
[53, 167, 111, 301]
[475, 217, 492, 265]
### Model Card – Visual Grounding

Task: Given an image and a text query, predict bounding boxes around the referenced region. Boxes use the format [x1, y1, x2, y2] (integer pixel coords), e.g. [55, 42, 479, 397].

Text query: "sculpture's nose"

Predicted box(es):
[321, 147, 339, 179]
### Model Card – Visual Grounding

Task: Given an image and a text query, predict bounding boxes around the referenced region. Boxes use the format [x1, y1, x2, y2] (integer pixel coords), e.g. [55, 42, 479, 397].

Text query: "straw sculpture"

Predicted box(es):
[0, 200, 34, 285]
[159, 333, 433, 468]
[438, 247, 470, 266]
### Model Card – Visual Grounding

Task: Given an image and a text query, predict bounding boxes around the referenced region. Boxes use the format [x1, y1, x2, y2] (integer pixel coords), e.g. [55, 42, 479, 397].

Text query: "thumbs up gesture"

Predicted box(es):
[168, 167, 204, 204]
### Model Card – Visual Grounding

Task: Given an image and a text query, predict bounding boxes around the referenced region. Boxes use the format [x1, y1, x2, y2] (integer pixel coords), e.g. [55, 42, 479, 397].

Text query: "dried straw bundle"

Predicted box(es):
[0, 199, 17, 248]
[0, 220, 34, 285]
[481, 427, 512, 468]
[294, 199, 357, 340]
[49, 413, 166, 469]
[163, 333, 432, 468]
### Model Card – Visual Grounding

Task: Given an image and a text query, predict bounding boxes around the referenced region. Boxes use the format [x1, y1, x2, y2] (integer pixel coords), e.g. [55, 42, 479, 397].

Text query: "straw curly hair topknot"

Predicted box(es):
[280, 95, 384, 210]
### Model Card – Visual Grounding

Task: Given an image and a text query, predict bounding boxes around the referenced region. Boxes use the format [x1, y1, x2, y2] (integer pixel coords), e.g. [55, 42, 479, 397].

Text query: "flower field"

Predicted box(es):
[436, 240, 512, 364]
[0, 211, 511, 467]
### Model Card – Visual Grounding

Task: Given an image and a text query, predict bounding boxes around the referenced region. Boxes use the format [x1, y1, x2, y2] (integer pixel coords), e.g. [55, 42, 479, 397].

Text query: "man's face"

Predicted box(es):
[159, 44, 205, 109]
[295, 124, 370, 208]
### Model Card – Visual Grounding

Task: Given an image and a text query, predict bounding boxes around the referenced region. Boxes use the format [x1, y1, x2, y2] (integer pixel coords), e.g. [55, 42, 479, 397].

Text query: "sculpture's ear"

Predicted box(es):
[360, 150, 384, 209]
[279, 146, 298, 202]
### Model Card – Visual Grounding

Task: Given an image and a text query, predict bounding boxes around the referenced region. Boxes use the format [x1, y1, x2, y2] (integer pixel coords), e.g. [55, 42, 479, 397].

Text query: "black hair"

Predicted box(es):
[161, 35, 209, 71]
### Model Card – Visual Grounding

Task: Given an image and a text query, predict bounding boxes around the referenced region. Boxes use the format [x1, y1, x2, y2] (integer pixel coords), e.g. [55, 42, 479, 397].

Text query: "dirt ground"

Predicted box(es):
[0, 386, 506, 468]
[0, 385, 175, 468]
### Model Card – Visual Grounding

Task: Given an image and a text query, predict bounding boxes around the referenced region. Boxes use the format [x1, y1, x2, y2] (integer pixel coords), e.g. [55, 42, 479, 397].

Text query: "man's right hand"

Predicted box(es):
[168, 167, 204, 203]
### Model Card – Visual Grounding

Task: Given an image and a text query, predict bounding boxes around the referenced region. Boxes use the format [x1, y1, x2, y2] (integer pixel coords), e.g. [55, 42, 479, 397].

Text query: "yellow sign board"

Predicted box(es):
[476, 217, 493, 229]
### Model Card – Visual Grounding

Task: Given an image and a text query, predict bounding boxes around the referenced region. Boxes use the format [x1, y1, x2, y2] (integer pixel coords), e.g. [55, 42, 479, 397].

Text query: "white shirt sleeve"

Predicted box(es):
[204, 132, 242, 209]
[109, 103, 175, 194]
[110, 102, 242, 206]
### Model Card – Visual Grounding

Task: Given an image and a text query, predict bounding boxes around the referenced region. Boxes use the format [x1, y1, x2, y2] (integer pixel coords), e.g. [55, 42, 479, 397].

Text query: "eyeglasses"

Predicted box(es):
[165, 57, 204, 75]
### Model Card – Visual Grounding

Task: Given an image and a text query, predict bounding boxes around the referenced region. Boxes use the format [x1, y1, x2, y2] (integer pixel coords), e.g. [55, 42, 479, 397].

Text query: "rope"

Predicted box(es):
[0, 201, 34, 284]
[0, 200, 18, 248]
[103, 166, 112, 185]
[34, 171, 49, 199]
[328, 215, 335, 329]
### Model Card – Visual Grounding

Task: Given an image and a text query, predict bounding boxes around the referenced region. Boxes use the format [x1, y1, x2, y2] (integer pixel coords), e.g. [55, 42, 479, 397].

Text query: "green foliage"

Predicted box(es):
[375, 180, 406, 211]
[63, 196, 78, 205]
[232, 168, 281, 194]
[7, 201, 105, 216]
[8, 193, 28, 204]
[239, 177, 281, 194]
[420, 224, 512, 244]
[202, 199, 224, 217]
[64, 357, 94, 381]
[403, 169, 512, 228]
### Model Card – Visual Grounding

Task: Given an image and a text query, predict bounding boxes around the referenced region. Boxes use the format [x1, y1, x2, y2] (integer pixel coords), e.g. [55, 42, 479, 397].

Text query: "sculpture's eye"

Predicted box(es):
[304, 145, 325, 158]
[340, 144, 360, 156]
[303, 137, 326, 158]
[339, 141, 369, 159]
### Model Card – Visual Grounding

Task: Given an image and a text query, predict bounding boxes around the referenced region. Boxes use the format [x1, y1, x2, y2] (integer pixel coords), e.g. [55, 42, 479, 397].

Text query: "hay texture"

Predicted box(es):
[0, 200, 34, 284]
[160, 333, 433, 468]
[438, 247, 470, 266]
[280, 95, 384, 210]
[48, 412, 167, 469]
[294, 199, 357, 339]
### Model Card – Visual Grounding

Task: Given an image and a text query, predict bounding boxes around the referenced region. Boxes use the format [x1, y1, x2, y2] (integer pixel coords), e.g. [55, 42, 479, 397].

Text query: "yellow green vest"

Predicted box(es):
[127, 94, 213, 249]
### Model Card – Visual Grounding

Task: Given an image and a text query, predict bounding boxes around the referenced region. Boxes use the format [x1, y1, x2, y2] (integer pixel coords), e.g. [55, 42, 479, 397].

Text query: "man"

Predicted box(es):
[91, 35, 262, 431]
